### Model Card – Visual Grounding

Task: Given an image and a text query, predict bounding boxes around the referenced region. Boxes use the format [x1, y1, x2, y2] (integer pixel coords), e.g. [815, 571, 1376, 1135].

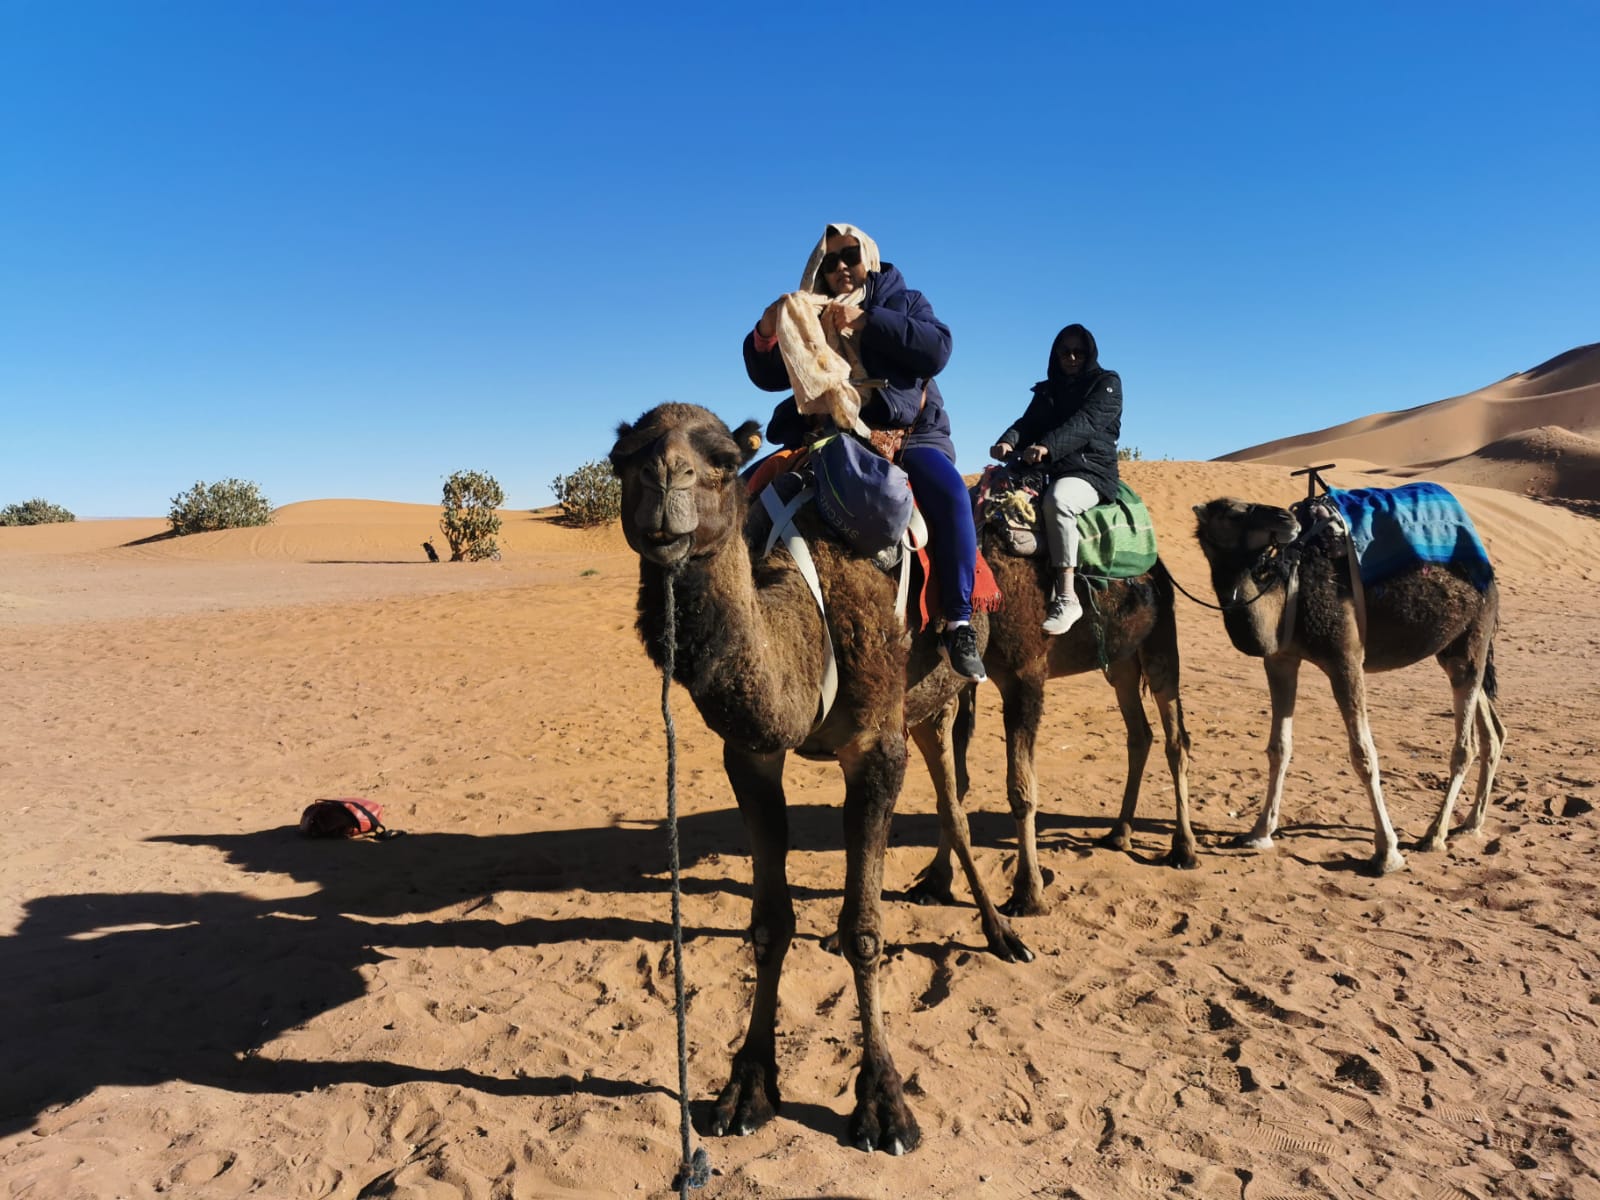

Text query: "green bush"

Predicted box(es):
[440, 469, 504, 561]
[551, 460, 621, 527]
[168, 479, 274, 534]
[0, 498, 76, 526]
[1117, 446, 1143, 462]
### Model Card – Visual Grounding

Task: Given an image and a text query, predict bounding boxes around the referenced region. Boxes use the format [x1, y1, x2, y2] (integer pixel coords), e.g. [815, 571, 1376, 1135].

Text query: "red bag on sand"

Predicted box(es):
[298, 798, 400, 839]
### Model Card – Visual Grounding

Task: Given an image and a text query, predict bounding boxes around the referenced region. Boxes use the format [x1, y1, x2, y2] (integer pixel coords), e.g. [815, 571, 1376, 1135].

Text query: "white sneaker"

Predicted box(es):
[1042, 593, 1082, 636]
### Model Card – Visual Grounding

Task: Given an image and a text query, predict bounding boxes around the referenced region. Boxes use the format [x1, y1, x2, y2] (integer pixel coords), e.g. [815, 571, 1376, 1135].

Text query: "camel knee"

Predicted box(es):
[841, 930, 881, 966]
[1007, 789, 1035, 823]
[750, 918, 793, 965]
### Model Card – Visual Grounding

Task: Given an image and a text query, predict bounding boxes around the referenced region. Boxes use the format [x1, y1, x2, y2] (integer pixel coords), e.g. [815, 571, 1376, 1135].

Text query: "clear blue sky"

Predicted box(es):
[4, 1, 1597, 517]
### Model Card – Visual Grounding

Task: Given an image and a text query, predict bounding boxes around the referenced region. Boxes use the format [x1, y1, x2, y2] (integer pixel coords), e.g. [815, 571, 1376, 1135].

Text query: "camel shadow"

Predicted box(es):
[3, 800, 960, 1135]
[0, 888, 678, 1138]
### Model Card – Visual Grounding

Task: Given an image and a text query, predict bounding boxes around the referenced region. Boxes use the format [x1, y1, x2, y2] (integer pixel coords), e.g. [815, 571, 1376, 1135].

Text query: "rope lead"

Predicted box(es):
[661, 572, 710, 1195]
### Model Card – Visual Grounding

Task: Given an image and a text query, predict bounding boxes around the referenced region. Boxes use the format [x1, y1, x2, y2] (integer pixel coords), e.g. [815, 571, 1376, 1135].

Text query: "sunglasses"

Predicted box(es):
[819, 245, 864, 274]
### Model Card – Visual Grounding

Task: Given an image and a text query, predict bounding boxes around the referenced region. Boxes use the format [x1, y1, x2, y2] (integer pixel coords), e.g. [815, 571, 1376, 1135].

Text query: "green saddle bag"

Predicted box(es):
[1075, 481, 1158, 583]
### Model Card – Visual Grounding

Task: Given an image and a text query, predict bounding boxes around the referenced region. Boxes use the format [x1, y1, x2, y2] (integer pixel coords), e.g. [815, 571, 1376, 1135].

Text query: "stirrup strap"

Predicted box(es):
[759, 485, 838, 726]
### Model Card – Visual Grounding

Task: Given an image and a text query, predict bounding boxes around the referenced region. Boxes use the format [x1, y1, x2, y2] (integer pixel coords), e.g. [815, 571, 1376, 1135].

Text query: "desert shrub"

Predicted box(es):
[168, 479, 274, 534]
[440, 469, 503, 561]
[551, 460, 621, 527]
[0, 498, 76, 526]
[1117, 446, 1143, 462]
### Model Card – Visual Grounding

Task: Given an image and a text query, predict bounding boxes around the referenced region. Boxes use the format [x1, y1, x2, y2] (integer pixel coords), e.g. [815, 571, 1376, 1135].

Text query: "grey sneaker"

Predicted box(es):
[943, 624, 987, 682]
[1042, 593, 1083, 636]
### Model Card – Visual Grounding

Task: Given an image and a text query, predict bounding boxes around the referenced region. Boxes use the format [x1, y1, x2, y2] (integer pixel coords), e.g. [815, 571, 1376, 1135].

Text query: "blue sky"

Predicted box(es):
[3, 2, 1597, 517]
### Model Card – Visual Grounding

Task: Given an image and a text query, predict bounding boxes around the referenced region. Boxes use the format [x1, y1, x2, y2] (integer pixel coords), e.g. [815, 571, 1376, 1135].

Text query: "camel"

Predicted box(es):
[609, 402, 1033, 1154]
[914, 532, 1195, 920]
[1191, 496, 1505, 874]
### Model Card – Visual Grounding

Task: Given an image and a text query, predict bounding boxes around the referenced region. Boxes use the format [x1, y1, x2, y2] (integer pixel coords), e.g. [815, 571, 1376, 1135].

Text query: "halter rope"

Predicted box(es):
[660, 571, 710, 1195]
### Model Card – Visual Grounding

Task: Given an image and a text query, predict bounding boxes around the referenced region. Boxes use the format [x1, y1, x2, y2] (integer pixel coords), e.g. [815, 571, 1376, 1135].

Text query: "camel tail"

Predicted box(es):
[1483, 642, 1498, 703]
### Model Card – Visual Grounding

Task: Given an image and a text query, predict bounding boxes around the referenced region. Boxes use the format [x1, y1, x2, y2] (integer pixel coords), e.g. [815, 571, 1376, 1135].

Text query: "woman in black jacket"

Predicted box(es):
[990, 323, 1122, 636]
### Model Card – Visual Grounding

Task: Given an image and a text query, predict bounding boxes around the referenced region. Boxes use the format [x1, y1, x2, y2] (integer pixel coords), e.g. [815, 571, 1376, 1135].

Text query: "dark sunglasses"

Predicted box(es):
[819, 245, 863, 274]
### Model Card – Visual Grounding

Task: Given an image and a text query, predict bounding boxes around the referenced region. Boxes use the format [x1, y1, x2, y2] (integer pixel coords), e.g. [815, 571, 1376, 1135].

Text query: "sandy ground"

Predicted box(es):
[4, 402, 1600, 1198]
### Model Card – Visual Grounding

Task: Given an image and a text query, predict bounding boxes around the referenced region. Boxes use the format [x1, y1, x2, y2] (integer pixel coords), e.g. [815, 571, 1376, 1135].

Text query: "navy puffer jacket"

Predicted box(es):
[744, 264, 956, 461]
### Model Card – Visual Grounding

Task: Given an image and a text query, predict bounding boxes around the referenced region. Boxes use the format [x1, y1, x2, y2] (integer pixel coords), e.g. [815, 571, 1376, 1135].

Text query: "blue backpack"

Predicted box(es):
[810, 432, 915, 556]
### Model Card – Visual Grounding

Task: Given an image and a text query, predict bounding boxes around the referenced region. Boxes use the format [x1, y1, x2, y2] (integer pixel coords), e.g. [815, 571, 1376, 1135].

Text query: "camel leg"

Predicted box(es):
[1100, 657, 1154, 854]
[710, 746, 793, 1137]
[908, 697, 1033, 963]
[836, 730, 920, 1154]
[1151, 688, 1196, 870]
[1457, 693, 1506, 836]
[1417, 668, 1485, 852]
[910, 685, 976, 906]
[1325, 664, 1406, 875]
[997, 673, 1049, 918]
[1137, 605, 1196, 868]
[1235, 654, 1300, 849]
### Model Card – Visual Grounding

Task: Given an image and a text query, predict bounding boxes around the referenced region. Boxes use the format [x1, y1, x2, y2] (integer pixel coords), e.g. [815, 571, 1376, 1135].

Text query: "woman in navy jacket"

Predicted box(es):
[743, 223, 985, 682]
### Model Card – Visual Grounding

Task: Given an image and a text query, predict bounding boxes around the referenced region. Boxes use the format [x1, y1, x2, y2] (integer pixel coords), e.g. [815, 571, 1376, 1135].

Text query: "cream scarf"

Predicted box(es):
[774, 223, 882, 437]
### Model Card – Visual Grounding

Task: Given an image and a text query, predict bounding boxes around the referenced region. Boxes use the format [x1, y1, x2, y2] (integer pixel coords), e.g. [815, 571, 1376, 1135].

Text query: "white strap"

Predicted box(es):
[893, 511, 927, 626]
[759, 486, 838, 726]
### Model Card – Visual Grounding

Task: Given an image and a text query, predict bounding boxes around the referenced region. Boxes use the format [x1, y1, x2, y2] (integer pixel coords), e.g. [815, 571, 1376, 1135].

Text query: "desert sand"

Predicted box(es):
[4, 358, 1600, 1199]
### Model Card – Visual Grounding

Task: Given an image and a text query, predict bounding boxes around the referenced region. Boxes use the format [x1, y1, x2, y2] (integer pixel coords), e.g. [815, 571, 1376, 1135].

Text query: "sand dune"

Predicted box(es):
[1220, 343, 1600, 507]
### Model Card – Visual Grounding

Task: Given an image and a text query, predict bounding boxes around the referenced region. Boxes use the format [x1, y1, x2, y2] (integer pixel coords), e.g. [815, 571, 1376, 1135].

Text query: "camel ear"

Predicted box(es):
[1191, 504, 1204, 516]
[608, 421, 633, 472]
[732, 419, 763, 464]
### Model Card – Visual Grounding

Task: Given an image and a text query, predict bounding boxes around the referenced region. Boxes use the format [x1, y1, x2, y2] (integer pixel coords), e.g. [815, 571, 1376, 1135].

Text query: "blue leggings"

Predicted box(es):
[901, 444, 978, 624]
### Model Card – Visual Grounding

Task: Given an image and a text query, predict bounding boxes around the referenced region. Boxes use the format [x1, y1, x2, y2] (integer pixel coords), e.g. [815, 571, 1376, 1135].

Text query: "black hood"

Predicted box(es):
[1044, 323, 1102, 397]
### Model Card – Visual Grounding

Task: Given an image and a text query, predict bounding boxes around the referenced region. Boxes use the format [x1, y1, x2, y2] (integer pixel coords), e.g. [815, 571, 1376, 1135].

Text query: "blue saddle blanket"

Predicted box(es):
[1326, 483, 1493, 591]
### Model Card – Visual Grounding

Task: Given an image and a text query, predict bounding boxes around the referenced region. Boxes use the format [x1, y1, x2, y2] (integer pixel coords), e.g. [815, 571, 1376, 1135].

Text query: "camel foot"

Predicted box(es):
[1366, 849, 1407, 876]
[710, 1053, 781, 1137]
[1449, 820, 1488, 841]
[1230, 831, 1274, 851]
[1099, 825, 1134, 853]
[1000, 889, 1049, 919]
[1164, 843, 1200, 870]
[982, 915, 1035, 964]
[1415, 831, 1448, 854]
[905, 870, 956, 907]
[849, 1059, 920, 1155]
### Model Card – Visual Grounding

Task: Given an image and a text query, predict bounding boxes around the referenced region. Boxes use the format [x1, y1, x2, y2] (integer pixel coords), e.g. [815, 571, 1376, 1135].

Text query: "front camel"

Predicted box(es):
[1192, 494, 1505, 874]
[610, 402, 1003, 1153]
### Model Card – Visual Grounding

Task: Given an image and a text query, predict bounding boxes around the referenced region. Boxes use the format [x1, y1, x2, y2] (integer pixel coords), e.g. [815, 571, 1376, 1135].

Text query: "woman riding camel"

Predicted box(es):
[743, 222, 986, 682]
[991, 323, 1123, 636]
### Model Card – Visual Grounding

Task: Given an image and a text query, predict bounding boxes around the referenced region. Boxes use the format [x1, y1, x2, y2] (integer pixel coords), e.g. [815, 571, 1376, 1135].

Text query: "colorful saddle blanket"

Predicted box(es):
[1326, 483, 1493, 591]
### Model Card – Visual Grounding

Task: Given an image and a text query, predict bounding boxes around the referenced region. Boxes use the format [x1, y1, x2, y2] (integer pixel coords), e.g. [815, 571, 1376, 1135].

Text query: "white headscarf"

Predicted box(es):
[776, 223, 883, 437]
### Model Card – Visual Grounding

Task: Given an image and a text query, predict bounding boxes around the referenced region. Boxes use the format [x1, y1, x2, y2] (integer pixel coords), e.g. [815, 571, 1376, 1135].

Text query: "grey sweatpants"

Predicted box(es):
[1042, 474, 1102, 570]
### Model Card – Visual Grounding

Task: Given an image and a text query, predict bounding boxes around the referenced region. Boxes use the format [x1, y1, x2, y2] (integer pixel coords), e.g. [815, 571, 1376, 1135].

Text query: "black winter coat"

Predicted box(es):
[997, 324, 1121, 503]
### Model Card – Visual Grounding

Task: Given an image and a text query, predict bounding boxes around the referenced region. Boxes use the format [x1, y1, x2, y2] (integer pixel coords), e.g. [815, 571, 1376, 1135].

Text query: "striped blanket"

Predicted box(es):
[1326, 482, 1493, 591]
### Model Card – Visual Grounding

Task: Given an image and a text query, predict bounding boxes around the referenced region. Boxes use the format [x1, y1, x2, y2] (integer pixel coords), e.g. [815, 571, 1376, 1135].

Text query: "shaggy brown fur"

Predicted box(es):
[915, 529, 1195, 922]
[1192, 497, 1506, 875]
[609, 403, 1016, 1154]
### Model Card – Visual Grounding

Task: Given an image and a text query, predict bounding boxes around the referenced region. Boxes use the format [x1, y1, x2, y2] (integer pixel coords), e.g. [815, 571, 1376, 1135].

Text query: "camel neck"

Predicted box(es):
[1207, 551, 1285, 658]
[636, 537, 825, 750]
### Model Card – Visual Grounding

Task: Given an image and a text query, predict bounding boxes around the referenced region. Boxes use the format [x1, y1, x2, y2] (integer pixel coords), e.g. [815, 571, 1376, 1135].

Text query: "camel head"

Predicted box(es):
[1192, 497, 1300, 564]
[609, 403, 764, 567]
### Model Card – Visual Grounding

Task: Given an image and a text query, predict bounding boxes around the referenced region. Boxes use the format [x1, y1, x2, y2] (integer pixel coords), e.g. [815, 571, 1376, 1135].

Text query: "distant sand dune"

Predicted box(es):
[1219, 343, 1600, 506]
